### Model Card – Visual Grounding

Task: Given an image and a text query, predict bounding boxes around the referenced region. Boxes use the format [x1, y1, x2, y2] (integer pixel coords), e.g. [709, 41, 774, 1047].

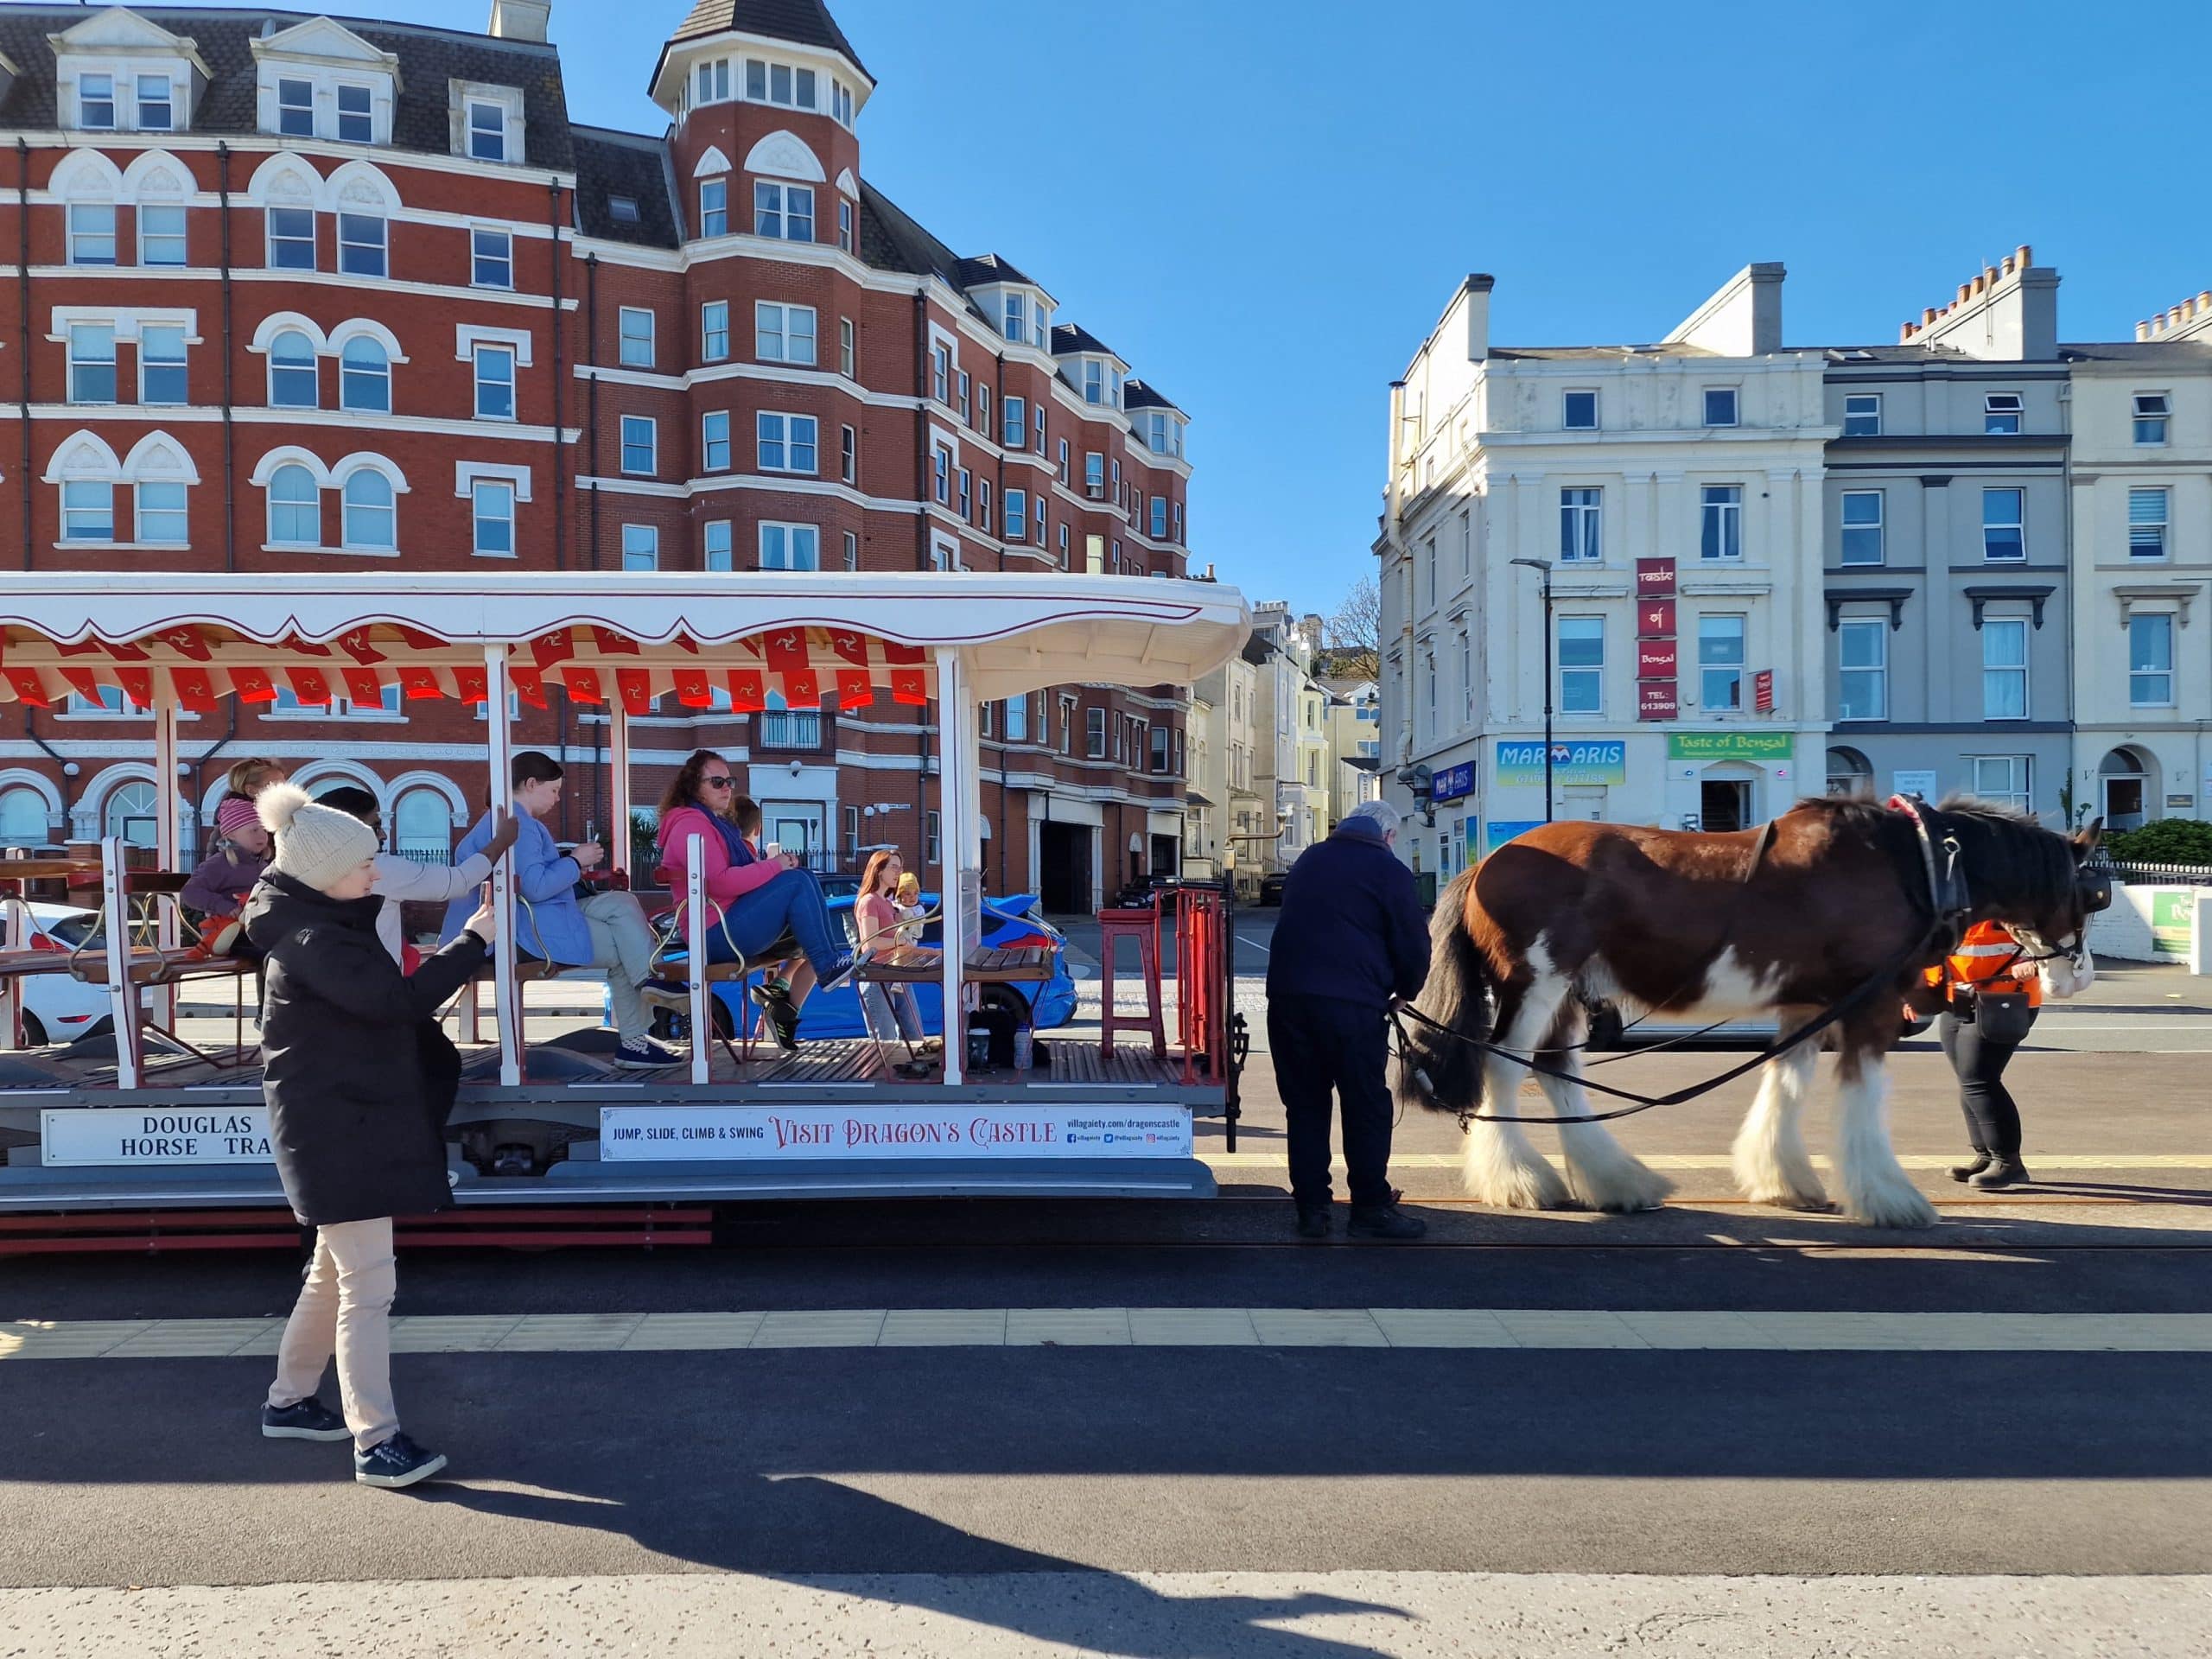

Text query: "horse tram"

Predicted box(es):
[0, 572, 1249, 1253]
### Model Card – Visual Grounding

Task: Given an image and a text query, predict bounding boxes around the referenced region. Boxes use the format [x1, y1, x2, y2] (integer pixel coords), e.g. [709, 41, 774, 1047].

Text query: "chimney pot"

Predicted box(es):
[2200, 290, 2212, 310]
[1899, 322, 1914, 343]
[1983, 264, 1999, 288]
[2137, 321, 2152, 341]
[1957, 283, 1973, 304]
[1922, 307, 1938, 325]
[2015, 244, 2033, 267]
[2172, 306, 2187, 327]
[2002, 255, 2017, 276]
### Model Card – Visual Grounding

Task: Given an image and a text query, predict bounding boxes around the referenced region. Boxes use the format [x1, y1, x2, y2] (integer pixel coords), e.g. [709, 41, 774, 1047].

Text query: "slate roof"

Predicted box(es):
[2059, 340, 2212, 364]
[855, 177, 962, 284]
[953, 251, 1035, 289]
[569, 124, 680, 249]
[1052, 320, 1121, 361]
[0, 6, 575, 173]
[670, 0, 867, 77]
[1123, 378, 1182, 416]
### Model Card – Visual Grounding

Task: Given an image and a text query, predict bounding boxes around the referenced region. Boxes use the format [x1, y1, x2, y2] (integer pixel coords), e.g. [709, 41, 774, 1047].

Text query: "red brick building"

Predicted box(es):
[0, 0, 1196, 910]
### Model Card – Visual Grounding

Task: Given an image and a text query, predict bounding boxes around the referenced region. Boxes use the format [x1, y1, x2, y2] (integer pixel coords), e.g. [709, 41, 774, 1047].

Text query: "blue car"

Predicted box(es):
[643, 892, 1077, 1044]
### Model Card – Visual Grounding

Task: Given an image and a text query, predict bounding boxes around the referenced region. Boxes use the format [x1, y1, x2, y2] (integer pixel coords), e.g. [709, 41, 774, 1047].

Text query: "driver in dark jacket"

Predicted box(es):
[1266, 798, 1432, 1240]
[243, 784, 504, 1490]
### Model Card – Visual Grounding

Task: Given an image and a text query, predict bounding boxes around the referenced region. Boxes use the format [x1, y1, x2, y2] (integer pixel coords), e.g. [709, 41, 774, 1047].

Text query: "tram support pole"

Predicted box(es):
[608, 703, 631, 879]
[484, 645, 520, 1086]
[685, 834, 710, 1086]
[936, 648, 975, 1087]
[151, 702, 181, 1031]
[99, 836, 141, 1089]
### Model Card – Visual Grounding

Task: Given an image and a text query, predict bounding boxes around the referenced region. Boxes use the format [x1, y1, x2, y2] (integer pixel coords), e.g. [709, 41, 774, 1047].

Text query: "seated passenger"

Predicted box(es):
[316, 787, 517, 969]
[204, 757, 288, 856]
[653, 749, 854, 1052]
[180, 794, 272, 955]
[440, 752, 680, 1071]
[855, 849, 925, 1052]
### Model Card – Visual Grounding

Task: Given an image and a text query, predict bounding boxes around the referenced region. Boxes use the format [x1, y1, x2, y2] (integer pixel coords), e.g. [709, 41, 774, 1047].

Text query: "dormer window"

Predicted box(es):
[337, 85, 372, 143]
[136, 74, 173, 130]
[79, 73, 117, 129]
[276, 77, 314, 136]
[745, 59, 819, 111]
[608, 196, 639, 226]
[1003, 293, 1028, 345]
[467, 99, 506, 162]
[1084, 361, 1103, 404]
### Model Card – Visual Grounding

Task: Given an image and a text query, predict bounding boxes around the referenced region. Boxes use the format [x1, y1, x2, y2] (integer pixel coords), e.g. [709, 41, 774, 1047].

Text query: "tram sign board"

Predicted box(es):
[601, 1104, 1195, 1161]
[42, 1108, 273, 1166]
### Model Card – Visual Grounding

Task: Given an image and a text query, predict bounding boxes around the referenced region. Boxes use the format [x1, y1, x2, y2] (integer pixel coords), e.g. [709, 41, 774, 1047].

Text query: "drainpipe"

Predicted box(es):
[584, 251, 601, 569]
[217, 143, 234, 573]
[1383, 380, 1415, 772]
[548, 178, 564, 571]
[2057, 373, 2078, 825]
[16, 139, 29, 574]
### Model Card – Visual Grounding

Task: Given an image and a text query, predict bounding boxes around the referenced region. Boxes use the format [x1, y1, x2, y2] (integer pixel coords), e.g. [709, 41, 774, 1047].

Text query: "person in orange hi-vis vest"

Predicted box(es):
[1925, 919, 2043, 1190]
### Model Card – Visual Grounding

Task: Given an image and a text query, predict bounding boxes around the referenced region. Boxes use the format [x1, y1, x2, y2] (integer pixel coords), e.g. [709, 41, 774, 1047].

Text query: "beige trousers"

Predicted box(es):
[267, 1217, 400, 1453]
[581, 888, 657, 1042]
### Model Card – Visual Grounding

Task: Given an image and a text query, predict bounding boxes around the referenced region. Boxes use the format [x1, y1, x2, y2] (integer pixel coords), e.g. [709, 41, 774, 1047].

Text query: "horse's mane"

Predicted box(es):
[1785, 792, 2075, 918]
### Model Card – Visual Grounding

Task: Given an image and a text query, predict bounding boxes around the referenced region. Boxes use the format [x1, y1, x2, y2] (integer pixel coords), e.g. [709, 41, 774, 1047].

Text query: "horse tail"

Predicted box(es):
[1395, 867, 1492, 1117]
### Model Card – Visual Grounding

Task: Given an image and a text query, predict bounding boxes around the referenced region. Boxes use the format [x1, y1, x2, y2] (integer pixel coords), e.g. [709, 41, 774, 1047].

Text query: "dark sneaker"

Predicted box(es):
[1346, 1203, 1427, 1241]
[262, 1396, 350, 1442]
[1294, 1206, 1332, 1241]
[1949, 1152, 1993, 1184]
[613, 1036, 683, 1070]
[353, 1432, 447, 1490]
[1970, 1159, 2031, 1191]
[814, 951, 860, 995]
[749, 981, 802, 1051]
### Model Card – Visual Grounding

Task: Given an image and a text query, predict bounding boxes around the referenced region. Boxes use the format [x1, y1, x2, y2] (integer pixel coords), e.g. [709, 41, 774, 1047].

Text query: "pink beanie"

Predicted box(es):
[216, 795, 260, 836]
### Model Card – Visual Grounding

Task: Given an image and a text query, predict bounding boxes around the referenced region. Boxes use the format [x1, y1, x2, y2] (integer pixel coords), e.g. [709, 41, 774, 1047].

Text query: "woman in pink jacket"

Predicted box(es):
[654, 750, 854, 1050]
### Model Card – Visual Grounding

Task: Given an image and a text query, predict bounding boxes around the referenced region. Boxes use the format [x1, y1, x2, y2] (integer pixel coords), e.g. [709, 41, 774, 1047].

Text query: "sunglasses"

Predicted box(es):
[700, 775, 734, 789]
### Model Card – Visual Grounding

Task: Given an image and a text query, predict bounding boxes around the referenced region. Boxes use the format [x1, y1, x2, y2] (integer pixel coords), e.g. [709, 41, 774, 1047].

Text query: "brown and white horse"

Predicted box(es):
[1396, 798, 2103, 1229]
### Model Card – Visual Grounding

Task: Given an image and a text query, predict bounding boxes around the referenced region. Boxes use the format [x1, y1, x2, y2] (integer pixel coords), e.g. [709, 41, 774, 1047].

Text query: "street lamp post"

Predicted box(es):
[1510, 557, 1555, 823]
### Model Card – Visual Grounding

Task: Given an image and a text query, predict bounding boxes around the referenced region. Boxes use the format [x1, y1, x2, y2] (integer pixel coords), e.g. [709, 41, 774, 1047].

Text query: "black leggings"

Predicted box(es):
[1937, 1007, 2032, 1160]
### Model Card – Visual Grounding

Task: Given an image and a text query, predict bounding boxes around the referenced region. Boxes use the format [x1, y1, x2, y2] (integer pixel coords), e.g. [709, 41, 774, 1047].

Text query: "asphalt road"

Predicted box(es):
[8, 951, 2212, 1652]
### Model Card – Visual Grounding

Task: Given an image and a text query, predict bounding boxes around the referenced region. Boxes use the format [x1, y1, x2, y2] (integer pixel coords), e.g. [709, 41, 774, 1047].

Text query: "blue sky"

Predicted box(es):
[407, 1, 2208, 616]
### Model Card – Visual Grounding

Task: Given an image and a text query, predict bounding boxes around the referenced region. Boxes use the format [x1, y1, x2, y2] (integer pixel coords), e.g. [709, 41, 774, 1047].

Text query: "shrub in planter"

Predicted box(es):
[2104, 818, 2212, 868]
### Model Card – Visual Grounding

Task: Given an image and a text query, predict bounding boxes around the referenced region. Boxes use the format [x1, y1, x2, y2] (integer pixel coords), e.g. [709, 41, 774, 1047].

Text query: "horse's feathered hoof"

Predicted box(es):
[1845, 1182, 1940, 1230]
[1572, 1162, 1675, 1214]
[1464, 1156, 1571, 1211]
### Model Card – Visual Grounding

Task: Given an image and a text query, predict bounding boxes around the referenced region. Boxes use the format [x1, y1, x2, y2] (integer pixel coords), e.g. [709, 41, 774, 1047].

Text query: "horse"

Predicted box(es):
[1395, 797, 2104, 1229]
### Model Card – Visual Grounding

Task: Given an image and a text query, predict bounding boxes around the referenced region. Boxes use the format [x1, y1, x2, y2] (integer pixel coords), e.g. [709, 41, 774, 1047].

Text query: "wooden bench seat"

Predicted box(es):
[66, 949, 257, 988]
[856, 944, 1056, 984]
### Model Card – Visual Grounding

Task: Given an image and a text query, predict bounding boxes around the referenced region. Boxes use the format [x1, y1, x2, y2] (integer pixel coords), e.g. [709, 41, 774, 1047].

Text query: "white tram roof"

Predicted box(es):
[0, 572, 1251, 710]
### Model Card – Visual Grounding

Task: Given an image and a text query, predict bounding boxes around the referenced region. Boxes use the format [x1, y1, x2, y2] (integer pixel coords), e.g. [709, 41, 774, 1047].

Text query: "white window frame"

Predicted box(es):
[1981, 487, 2024, 563]
[753, 181, 814, 242]
[702, 300, 730, 362]
[699, 177, 728, 238]
[1700, 485, 1743, 561]
[1559, 486, 1601, 563]
[134, 479, 188, 546]
[1967, 755, 2031, 814]
[1004, 487, 1027, 540]
[338, 336, 391, 414]
[1841, 392, 1882, 436]
[704, 519, 733, 571]
[754, 302, 817, 365]
[1980, 615, 2029, 721]
[1697, 613, 1746, 712]
[1984, 391, 2023, 435]
[470, 477, 516, 558]
[466, 95, 513, 164]
[842, 530, 858, 571]
[472, 342, 516, 422]
[470, 226, 512, 289]
[758, 412, 818, 475]
[268, 329, 318, 408]
[1561, 388, 1599, 430]
[1557, 616, 1605, 715]
[620, 415, 657, 477]
[276, 76, 314, 137]
[67, 202, 117, 267]
[1840, 489, 1884, 566]
[265, 205, 315, 271]
[264, 463, 319, 546]
[67, 322, 118, 406]
[1702, 386, 1738, 427]
[617, 307, 656, 370]
[2133, 391, 2171, 447]
[840, 423, 856, 486]
[2129, 613, 2174, 708]
[60, 479, 113, 543]
[758, 521, 820, 571]
[336, 82, 373, 144]
[336, 210, 386, 279]
[2127, 486, 2169, 560]
[138, 201, 187, 266]
[620, 523, 658, 571]
[1836, 617, 1887, 721]
[702, 410, 731, 473]
[340, 467, 397, 553]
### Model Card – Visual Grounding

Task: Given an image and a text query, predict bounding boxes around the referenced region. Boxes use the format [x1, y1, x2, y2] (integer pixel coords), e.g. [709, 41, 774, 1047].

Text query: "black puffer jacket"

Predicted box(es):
[244, 871, 487, 1226]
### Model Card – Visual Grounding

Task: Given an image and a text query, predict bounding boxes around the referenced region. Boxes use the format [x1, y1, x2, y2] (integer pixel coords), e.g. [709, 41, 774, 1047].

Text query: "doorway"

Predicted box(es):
[760, 800, 826, 865]
[1149, 833, 1179, 881]
[1700, 779, 1752, 833]
[2099, 747, 2153, 831]
[1039, 821, 1093, 915]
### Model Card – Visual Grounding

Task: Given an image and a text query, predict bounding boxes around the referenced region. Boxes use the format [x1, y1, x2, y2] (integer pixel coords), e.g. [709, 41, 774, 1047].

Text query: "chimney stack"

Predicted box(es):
[1913, 246, 2059, 360]
[1663, 262, 1785, 357]
[488, 0, 550, 42]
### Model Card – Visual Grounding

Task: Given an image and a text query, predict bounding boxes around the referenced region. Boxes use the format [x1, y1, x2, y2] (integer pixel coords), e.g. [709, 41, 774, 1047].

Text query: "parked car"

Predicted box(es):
[1258, 872, 1288, 906]
[5, 903, 120, 1048]
[645, 893, 1078, 1044]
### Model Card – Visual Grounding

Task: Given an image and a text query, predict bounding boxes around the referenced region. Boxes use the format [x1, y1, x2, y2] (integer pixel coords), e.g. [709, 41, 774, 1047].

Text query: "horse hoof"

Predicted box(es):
[1745, 1188, 1834, 1214]
[1846, 1188, 1940, 1230]
[1580, 1169, 1676, 1214]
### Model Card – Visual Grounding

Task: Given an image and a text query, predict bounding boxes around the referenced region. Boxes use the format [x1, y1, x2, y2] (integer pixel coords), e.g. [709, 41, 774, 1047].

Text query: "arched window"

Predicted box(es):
[105, 781, 159, 849]
[1825, 747, 1874, 798]
[339, 336, 391, 413]
[269, 331, 317, 407]
[267, 463, 320, 545]
[0, 786, 48, 847]
[2099, 747, 2154, 832]
[391, 789, 450, 861]
[341, 469, 395, 550]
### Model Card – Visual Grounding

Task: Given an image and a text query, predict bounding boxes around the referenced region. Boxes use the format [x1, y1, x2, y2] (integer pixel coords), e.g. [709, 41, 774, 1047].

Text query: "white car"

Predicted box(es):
[4, 903, 123, 1048]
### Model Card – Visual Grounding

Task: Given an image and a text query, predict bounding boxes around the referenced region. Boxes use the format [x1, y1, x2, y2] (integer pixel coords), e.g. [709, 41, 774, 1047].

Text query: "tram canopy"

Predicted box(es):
[0, 572, 1250, 711]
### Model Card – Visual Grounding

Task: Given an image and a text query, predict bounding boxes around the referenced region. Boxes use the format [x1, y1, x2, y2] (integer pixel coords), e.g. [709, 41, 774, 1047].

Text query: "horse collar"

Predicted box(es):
[1887, 794, 1971, 929]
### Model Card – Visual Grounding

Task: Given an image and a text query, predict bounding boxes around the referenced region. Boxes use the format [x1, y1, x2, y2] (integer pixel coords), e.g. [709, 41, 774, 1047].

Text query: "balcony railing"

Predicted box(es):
[754, 709, 828, 753]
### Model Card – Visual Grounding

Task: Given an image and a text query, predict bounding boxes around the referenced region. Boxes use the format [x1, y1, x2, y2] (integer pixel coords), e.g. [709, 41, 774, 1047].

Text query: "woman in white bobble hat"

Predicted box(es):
[242, 783, 497, 1490]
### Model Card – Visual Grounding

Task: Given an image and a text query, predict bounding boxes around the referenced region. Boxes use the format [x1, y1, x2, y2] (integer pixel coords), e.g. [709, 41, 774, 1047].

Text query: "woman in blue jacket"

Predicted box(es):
[442, 751, 679, 1069]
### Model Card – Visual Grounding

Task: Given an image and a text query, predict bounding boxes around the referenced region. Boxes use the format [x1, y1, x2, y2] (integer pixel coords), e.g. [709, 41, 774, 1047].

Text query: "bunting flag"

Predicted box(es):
[3, 667, 54, 706]
[336, 627, 385, 665]
[397, 666, 442, 702]
[54, 639, 105, 658]
[780, 668, 820, 708]
[171, 667, 218, 712]
[154, 626, 211, 662]
[280, 634, 332, 658]
[230, 667, 277, 704]
[672, 669, 713, 708]
[511, 666, 548, 709]
[671, 632, 701, 655]
[116, 668, 154, 709]
[836, 670, 873, 711]
[889, 668, 928, 707]
[530, 629, 574, 667]
[452, 665, 488, 704]
[393, 626, 446, 652]
[285, 666, 333, 706]
[615, 669, 654, 716]
[341, 667, 384, 705]
[562, 666, 604, 706]
[590, 627, 640, 657]
[827, 629, 869, 667]
[760, 629, 809, 677]
[99, 638, 149, 663]
[60, 668, 106, 702]
[728, 670, 766, 713]
[880, 641, 925, 666]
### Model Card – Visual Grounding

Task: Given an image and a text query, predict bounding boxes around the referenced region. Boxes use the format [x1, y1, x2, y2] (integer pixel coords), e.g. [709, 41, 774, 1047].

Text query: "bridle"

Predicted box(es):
[1888, 793, 2109, 977]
